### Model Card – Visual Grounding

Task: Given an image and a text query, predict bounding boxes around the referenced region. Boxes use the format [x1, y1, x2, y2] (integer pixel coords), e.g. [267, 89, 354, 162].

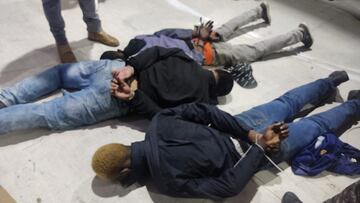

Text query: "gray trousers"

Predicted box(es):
[213, 6, 303, 66]
[42, 0, 102, 44]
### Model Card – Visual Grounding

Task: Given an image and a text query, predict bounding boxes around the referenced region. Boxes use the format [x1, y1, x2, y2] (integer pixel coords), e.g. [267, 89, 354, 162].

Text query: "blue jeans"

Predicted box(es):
[42, 0, 102, 44]
[0, 60, 129, 134]
[235, 79, 360, 164]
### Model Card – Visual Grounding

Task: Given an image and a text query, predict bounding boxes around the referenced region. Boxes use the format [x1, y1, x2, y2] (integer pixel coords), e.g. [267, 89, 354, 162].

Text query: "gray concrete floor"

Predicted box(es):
[0, 0, 360, 202]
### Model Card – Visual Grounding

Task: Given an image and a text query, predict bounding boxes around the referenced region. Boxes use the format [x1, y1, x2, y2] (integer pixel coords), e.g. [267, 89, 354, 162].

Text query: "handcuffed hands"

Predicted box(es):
[111, 66, 137, 101]
[262, 122, 289, 153]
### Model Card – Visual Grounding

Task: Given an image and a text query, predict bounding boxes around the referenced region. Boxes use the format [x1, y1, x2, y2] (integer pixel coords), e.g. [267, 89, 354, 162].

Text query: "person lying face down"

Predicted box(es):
[0, 46, 233, 134]
[101, 2, 313, 67]
[91, 71, 360, 199]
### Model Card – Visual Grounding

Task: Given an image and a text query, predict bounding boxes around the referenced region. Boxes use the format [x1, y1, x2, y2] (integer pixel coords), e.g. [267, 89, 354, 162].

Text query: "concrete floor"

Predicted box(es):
[0, 0, 360, 202]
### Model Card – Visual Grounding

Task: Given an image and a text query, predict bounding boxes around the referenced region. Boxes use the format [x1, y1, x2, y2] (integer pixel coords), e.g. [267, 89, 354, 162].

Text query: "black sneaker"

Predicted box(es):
[299, 23, 313, 48]
[224, 63, 257, 89]
[328, 70, 349, 86]
[0, 101, 6, 109]
[260, 2, 271, 24]
[348, 90, 360, 100]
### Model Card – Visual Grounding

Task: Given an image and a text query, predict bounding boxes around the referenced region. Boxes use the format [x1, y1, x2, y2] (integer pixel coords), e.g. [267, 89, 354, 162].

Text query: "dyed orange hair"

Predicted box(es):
[91, 143, 129, 180]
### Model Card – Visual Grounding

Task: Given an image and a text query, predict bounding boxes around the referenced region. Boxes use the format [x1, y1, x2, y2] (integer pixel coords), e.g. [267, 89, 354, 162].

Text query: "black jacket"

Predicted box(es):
[129, 103, 266, 199]
[127, 47, 218, 118]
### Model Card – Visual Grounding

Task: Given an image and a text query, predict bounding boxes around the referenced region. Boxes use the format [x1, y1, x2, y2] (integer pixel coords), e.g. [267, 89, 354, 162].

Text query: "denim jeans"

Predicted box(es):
[0, 60, 129, 134]
[42, 0, 102, 44]
[235, 78, 360, 165]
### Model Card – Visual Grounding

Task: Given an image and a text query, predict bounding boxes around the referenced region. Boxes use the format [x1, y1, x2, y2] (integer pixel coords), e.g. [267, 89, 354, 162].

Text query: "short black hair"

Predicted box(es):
[100, 51, 125, 60]
[214, 69, 234, 96]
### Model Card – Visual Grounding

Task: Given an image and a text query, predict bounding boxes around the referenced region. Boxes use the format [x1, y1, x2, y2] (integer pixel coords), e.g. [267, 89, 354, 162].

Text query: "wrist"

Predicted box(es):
[248, 130, 266, 148]
[128, 91, 135, 101]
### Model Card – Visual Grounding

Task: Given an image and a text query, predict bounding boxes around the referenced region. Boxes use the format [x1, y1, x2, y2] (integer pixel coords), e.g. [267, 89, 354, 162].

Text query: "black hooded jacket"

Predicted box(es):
[126, 46, 218, 118]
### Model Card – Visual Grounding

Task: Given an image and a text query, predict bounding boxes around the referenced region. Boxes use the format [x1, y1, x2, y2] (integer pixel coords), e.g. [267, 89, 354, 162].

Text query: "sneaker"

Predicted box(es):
[224, 63, 257, 89]
[0, 101, 6, 109]
[348, 90, 360, 100]
[282, 192, 303, 203]
[260, 2, 271, 24]
[299, 23, 313, 48]
[88, 31, 120, 47]
[328, 70, 349, 86]
[57, 43, 77, 63]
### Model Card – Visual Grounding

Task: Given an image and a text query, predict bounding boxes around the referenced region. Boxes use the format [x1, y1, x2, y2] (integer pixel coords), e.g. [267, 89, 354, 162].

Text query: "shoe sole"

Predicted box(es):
[261, 2, 271, 24]
[299, 23, 313, 48]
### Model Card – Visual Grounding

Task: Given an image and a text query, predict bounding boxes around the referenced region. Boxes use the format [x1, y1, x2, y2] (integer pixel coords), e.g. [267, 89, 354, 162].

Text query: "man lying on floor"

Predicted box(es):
[91, 71, 360, 199]
[0, 47, 233, 134]
[101, 2, 313, 67]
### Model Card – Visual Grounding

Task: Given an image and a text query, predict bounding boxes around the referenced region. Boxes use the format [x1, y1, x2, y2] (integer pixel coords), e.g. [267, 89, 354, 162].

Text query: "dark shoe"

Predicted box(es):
[88, 31, 120, 47]
[260, 2, 271, 24]
[57, 43, 77, 63]
[348, 90, 360, 100]
[0, 101, 6, 109]
[299, 23, 313, 48]
[328, 70, 349, 86]
[282, 192, 303, 203]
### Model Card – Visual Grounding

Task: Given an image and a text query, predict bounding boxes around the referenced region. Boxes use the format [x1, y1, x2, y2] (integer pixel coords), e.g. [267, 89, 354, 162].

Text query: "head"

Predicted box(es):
[92, 143, 131, 182]
[211, 69, 234, 96]
[100, 50, 125, 60]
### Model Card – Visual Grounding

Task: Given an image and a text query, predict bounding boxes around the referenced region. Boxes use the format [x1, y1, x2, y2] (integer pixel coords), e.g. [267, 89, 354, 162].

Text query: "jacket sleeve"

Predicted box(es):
[176, 144, 265, 199]
[162, 103, 252, 142]
[128, 90, 162, 118]
[154, 28, 193, 40]
[126, 46, 184, 73]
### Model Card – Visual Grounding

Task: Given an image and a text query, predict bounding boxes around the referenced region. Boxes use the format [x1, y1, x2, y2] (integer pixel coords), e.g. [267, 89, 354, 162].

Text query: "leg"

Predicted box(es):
[275, 99, 360, 162]
[214, 6, 262, 42]
[0, 88, 129, 134]
[0, 60, 115, 106]
[0, 61, 128, 134]
[78, 0, 102, 33]
[213, 28, 303, 65]
[42, 0, 68, 44]
[234, 78, 336, 132]
[80, 0, 119, 47]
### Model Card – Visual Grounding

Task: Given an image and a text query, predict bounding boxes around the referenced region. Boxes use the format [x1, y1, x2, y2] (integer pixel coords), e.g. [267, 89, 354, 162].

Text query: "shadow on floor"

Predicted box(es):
[0, 39, 95, 86]
[0, 116, 148, 147]
[91, 176, 141, 198]
[277, 0, 360, 35]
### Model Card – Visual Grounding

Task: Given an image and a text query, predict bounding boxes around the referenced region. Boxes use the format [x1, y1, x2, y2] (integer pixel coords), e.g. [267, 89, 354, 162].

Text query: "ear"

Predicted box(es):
[117, 168, 131, 180]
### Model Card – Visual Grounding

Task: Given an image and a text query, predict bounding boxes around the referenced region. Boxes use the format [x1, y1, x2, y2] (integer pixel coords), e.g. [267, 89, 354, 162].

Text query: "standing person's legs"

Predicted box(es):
[234, 78, 336, 133]
[273, 99, 360, 163]
[42, 0, 67, 44]
[80, 0, 119, 47]
[78, 0, 102, 33]
[214, 6, 262, 42]
[42, 0, 77, 63]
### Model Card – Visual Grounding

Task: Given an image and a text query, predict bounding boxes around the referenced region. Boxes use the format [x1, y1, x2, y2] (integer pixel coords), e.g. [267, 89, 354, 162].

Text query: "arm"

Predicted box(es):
[128, 90, 162, 118]
[126, 46, 184, 73]
[162, 103, 289, 151]
[162, 103, 252, 142]
[173, 144, 266, 199]
[154, 28, 195, 40]
[111, 78, 161, 118]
